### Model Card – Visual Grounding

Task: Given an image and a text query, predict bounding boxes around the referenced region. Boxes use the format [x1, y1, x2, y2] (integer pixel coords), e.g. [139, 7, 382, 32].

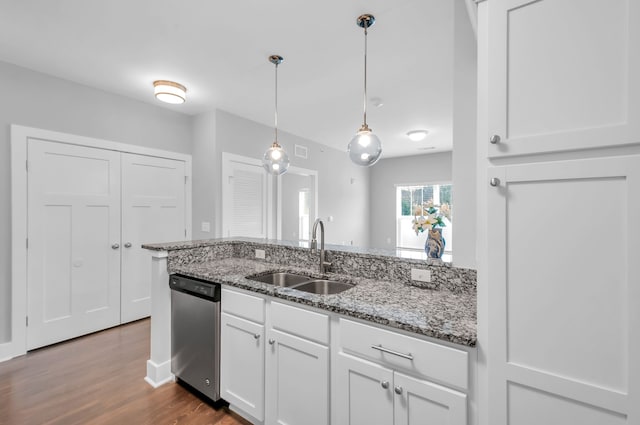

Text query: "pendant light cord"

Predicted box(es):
[363, 25, 368, 127]
[274, 61, 279, 144]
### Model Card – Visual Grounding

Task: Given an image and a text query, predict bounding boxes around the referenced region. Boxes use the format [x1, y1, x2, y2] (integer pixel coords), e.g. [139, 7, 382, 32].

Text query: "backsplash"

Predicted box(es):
[144, 238, 476, 294]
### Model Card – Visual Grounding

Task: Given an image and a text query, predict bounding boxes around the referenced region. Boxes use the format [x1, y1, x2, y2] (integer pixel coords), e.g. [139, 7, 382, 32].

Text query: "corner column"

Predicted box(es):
[144, 250, 173, 387]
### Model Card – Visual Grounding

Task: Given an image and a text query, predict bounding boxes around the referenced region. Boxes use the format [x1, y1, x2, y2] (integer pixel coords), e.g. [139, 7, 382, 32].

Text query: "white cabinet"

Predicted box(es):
[265, 329, 329, 425]
[335, 353, 394, 425]
[394, 372, 466, 425]
[486, 0, 639, 158]
[265, 301, 330, 425]
[479, 0, 640, 423]
[485, 156, 640, 424]
[335, 319, 468, 425]
[220, 289, 265, 423]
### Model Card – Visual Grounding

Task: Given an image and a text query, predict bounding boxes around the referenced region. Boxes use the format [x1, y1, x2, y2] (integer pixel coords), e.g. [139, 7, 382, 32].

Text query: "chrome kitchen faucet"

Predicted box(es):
[310, 218, 331, 274]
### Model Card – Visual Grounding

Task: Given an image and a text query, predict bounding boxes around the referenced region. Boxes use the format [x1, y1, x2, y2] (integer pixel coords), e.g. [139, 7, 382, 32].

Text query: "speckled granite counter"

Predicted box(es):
[147, 238, 477, 347]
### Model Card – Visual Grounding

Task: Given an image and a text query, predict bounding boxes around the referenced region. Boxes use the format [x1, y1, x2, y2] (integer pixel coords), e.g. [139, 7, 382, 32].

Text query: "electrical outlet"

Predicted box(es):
[410, 268, 431, 283]
[255, 249, 266, 259]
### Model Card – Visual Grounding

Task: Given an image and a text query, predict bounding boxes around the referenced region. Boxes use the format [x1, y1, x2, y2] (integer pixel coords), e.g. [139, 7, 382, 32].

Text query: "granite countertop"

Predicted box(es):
[171, 257, 477, 347]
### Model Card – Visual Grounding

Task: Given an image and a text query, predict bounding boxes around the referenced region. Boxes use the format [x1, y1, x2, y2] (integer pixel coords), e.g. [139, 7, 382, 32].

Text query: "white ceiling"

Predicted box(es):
[0, 0, 461, 158]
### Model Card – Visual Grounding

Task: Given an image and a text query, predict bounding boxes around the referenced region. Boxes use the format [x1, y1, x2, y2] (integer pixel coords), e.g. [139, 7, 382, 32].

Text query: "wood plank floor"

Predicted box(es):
[0, 319, 252, 425]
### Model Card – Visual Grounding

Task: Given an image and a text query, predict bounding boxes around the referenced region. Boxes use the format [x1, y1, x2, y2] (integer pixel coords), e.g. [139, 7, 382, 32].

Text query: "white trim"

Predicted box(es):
[465, 0, 478, 38]
[145, 359, 175, 388]
[276, 165, 319, 241]
[0, 342, 14, 362]
[9, 125, 192, 361]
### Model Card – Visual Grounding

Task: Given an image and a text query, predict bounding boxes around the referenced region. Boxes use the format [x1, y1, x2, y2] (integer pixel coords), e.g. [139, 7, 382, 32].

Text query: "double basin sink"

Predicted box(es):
[246, 272, 355, 295]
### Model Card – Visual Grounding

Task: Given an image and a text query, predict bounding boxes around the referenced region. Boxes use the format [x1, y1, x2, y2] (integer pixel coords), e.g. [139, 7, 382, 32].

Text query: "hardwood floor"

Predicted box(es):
[0, 319, 252, 425]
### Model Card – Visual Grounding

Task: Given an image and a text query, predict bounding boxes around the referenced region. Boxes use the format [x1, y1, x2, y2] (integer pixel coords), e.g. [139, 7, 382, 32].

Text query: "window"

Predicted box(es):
[396, 184, 452, 253]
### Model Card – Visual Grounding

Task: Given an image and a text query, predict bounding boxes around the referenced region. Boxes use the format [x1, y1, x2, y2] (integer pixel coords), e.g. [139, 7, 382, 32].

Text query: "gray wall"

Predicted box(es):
[369, 152, 453, 249]
[0, 61, 192, 344]
[190, 109, 370, 247]
[452, 0, 478, 268]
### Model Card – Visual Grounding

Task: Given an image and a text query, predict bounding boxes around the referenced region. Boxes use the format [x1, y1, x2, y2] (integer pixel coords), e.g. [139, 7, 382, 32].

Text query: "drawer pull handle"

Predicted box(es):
[381, 381, 389, 389]
[371, 344, 414, 360]
[269, 338, 276, 345]
[394, 386, 403, 395]
[253, 333, 260, 340]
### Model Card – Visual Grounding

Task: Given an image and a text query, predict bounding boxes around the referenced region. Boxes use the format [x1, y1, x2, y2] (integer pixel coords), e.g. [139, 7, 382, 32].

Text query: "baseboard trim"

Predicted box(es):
[145, 358, 174, 388]
[0, 342, 14, 363]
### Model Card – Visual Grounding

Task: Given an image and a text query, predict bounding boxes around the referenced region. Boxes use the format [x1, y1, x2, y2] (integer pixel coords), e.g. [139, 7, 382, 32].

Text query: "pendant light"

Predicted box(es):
[262, 55, 290, 175]
[347, 14, 382, 167]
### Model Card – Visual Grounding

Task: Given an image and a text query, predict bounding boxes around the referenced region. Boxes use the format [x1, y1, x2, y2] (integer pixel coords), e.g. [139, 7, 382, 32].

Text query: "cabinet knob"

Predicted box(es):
[111, 243, 120, 250]
[268, 338, 275, 345]
[394, 386, 403, 395]
[124, 242, 132, 248]
[490, 177, 500, 187]
[254, 333, 260, 340]
[490, 134, 501, 144]
[381, 381, 389, 389]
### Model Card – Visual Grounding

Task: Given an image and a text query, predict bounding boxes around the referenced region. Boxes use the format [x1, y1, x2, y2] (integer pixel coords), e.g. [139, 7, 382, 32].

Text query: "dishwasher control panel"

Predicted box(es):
[169, 274, 220, 301]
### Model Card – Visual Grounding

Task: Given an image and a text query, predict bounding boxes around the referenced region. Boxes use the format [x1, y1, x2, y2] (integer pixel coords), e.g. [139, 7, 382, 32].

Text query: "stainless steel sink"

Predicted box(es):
[247, 272, 311, 287]
[246, 272, 355, 294]
[290, 279, 355, 295]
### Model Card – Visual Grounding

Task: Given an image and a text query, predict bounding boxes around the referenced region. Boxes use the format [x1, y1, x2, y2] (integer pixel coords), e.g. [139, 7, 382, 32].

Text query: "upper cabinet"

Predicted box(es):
[487, 0, 639, 157]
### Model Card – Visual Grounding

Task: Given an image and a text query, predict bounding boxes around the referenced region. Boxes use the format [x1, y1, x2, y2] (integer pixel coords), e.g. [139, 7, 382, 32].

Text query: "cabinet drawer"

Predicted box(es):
[222, 287, 265, 323]
[270, 302, 329, 345]
[339, 319, 468, 390]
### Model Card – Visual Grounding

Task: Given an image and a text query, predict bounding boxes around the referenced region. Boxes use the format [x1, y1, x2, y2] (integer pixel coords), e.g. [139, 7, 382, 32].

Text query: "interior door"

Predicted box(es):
[222, 154, 270, 238]
[27, 139, 121, 350]
[121, 153, 186, 323]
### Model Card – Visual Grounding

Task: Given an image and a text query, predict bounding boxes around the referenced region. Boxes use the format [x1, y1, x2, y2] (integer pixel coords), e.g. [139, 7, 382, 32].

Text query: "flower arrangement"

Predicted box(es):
[411, 199, 451, 235]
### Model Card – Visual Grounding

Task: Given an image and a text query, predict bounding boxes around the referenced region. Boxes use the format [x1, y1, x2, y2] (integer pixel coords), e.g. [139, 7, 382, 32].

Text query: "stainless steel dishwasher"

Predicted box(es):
[169, 274, 221, 402]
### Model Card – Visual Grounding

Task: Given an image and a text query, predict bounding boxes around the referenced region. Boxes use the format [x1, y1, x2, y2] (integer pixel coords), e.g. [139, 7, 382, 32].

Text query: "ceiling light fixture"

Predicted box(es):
[262, 55, 290, 175]
[347, 14, 382, 167]
[153, 80, 187, 104]
[407, 130, 429, 142]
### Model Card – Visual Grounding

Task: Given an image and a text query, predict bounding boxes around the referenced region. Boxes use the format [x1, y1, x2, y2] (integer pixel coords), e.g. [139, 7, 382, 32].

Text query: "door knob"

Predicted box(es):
[111, 243, 120, 249]
[124, 242, 132, 248]
[490, 177, 500, 187]
[490, 134, 501, 144]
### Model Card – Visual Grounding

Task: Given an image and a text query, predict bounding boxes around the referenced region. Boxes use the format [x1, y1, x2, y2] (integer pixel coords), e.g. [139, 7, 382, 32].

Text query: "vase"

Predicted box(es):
[425, 227, 445, 259]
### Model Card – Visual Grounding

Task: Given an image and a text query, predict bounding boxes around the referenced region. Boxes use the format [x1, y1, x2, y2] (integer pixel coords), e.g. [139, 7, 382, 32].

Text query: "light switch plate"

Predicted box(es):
[411, 268, 431, 282]
[255, 249, 266, 259]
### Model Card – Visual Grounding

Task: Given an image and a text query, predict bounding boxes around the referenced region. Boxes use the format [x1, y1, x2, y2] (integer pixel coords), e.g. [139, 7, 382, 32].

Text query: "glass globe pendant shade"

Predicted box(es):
[348, 125, 382, 166]
[262, 142, 290, 175]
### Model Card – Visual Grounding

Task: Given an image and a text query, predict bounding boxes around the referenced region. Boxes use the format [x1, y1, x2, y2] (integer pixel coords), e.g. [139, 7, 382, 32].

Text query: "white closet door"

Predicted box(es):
[27, 140, 121, 350]
[121, 153, 186, 323]
[222, 155, 270, 238]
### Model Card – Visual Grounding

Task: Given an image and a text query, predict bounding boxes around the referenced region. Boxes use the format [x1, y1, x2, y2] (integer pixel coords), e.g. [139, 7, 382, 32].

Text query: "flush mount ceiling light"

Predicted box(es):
[407, 130, 430, 142]
[153, 80, 187, 104]
[262, 55, 290, 176]
[347, 13, 382, 167]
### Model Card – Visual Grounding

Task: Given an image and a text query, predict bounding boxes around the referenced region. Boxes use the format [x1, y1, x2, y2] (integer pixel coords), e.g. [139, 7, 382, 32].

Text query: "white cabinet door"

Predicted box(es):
[27, 139, 121, 349]
[487, 156, 640, 424]
[394, 372, 466, 425]
[334, 353, 394, 425]
[220, 312, 265, 422]
[487, 0, 639, 157]
[265, 328, 329, 425]
[120, 153, 186, 323]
